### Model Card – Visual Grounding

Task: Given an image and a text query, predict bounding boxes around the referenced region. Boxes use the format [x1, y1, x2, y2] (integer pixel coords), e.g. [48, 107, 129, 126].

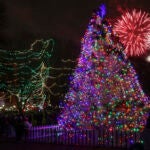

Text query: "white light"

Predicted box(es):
[146, 55, 150, 62]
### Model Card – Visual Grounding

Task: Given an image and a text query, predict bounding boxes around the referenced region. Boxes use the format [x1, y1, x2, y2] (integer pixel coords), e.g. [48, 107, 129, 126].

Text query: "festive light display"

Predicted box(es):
[113, 9, 150, 57]
[58, 5, 149, 134]
[48, 59, 75, 97]
[0, 39, 54, 111]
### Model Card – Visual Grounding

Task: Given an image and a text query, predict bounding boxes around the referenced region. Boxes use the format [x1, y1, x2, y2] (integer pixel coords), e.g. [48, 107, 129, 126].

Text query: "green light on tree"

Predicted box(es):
[0, 39, 54, 112]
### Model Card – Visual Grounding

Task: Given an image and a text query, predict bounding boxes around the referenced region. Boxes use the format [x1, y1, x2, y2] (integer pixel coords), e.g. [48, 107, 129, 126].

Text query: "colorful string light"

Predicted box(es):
[58, 6, 149, 135]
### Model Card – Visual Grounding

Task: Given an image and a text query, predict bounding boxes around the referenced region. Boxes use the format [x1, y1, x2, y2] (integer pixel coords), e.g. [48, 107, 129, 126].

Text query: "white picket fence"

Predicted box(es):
[26, 125, 142, 149]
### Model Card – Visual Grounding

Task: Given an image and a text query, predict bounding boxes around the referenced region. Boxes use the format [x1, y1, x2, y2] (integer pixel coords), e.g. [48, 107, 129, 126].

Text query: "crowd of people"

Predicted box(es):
[0, 110, 58, 141]
[0, 113, 32, 141]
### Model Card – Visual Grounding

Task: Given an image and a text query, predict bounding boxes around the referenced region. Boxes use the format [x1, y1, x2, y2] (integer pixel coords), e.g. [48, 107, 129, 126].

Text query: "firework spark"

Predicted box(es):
[113, 9, 150, 57]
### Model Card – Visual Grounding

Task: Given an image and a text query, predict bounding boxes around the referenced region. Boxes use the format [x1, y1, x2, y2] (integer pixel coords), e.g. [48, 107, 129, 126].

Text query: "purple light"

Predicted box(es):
[99, 4, 106, 18]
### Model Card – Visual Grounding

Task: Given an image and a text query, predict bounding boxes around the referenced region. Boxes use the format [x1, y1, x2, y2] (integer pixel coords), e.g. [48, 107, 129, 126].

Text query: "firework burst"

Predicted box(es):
[113, 9, 150, 56]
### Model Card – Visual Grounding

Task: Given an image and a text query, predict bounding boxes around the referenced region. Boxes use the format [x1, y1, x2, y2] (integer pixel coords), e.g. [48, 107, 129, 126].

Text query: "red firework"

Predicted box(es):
[113, 9, 150, 56]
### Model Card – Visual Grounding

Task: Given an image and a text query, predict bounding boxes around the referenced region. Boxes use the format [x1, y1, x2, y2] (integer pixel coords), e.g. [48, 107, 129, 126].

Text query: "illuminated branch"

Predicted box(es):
[0, 39, 54, 112]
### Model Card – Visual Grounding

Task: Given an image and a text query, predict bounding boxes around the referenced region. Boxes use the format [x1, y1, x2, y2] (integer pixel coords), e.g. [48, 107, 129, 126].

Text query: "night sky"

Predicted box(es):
[0, 0, 150, 95]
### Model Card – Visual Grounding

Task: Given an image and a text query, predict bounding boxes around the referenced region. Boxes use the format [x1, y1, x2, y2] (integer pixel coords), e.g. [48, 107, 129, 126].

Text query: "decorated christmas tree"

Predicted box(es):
[58, 5, 149, 132]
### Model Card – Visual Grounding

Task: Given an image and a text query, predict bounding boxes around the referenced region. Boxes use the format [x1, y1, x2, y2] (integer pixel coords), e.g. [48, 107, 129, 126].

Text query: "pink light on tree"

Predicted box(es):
[113, 9, 150, 57]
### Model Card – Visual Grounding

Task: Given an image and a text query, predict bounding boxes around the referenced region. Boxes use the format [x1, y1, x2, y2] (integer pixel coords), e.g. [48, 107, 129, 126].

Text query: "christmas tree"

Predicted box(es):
[58, 5, 149, 132]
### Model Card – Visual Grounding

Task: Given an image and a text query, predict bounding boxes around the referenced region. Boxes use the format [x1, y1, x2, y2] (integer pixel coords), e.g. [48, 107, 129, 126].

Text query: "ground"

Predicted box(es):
[0, 138, 126, 150]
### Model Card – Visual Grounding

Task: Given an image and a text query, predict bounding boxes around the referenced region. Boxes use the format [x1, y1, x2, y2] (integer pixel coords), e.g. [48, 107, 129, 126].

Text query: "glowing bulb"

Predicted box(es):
[146, 55, 150, 62]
